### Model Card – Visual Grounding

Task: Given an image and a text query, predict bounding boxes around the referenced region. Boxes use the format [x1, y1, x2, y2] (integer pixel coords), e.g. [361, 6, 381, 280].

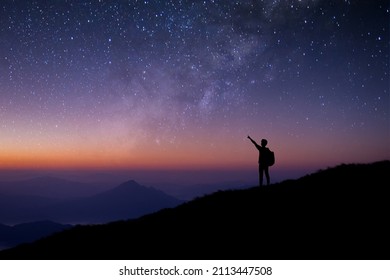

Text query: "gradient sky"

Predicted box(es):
[0, 1, 389, 177]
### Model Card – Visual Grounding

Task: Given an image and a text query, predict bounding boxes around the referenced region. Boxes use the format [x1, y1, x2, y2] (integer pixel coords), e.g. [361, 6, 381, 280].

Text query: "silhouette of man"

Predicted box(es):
[248, 136, 271, 187]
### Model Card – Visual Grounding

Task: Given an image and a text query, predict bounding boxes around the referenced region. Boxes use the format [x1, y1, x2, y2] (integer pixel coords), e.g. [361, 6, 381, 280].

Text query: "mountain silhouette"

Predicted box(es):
[43, 180, 184, 224]
[0, 194, 61, 224]
[0, 160, 388, 260]
[0, 221, 72, 250]
[0, 180, 183, 224]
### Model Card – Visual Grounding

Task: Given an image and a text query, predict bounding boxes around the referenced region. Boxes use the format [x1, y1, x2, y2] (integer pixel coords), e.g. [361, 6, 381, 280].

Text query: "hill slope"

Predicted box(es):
[0, 161, 388, 260]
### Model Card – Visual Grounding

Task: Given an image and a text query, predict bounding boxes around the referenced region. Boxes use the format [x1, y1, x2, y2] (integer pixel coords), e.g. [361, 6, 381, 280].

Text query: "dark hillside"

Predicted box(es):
[0, 161, 388, 260]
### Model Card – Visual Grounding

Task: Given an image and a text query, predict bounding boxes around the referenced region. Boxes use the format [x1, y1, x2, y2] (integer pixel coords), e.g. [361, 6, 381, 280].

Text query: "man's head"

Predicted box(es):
[261, 139, 268, 147]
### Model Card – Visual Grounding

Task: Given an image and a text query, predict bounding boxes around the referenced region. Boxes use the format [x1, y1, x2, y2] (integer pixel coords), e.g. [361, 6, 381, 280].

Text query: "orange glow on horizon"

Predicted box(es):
[0, 142, 254, 170]
[1, 128, 388, 171]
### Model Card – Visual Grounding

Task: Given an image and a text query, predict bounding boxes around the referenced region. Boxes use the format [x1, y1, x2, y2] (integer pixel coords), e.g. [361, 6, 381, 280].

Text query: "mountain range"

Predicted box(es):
[0, 180, 183, 224]
[0, 160, 388, 260]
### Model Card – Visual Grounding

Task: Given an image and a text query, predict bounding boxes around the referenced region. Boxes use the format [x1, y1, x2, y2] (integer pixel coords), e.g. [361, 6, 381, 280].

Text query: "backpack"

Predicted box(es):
[265, 148, 275, 166]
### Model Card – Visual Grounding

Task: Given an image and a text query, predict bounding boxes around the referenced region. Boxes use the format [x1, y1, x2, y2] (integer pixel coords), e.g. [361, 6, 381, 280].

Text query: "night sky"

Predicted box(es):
[0, 1, 389, 179]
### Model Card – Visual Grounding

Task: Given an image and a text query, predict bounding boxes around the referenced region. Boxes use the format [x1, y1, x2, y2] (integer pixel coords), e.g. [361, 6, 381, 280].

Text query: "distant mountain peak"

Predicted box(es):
[113, 180, 145, 192]
[120, 180, 141, 187]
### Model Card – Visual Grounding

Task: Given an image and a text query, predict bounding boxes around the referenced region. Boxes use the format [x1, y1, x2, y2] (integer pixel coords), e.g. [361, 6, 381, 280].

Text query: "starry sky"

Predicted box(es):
[0, 1, 389, 180]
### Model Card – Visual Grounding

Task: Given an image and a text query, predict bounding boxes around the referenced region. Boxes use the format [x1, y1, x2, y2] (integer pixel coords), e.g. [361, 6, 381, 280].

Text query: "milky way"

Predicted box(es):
[0, 1, 388, 172]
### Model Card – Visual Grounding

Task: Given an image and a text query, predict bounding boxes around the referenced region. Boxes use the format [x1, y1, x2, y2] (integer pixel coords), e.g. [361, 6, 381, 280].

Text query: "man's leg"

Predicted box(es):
[259, 165, 263, 187]
[264, 166, 270, 186]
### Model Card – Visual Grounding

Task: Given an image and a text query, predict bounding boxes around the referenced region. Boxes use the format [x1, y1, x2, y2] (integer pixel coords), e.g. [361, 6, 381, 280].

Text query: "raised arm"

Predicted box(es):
[247, 135, 260, 149]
